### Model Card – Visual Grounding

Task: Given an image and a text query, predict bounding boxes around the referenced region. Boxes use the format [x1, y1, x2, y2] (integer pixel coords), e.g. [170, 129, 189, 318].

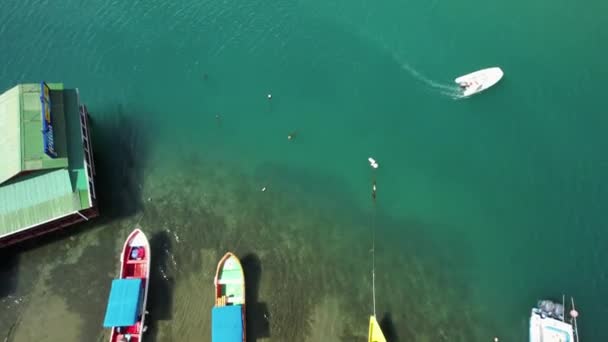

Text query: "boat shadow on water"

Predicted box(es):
[145, 230, 175, 341]
[241, 253, 271, 341]
[0, 249, 19, 300]
[379, 312, 400, 342]
[0, 248, 20, 340]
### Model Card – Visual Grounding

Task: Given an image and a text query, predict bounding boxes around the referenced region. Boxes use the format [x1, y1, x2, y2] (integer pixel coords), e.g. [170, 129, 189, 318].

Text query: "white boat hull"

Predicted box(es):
[530, 310, 575, 342]
[455, 67, 503, 97]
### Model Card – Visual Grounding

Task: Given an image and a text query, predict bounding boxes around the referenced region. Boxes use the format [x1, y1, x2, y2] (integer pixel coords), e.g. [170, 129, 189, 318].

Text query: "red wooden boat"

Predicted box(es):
[103, 229, 150, 342]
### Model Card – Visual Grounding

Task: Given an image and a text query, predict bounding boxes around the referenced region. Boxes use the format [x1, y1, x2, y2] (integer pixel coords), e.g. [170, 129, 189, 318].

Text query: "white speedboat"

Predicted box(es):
[455, 67, 503, 97]
[530, 299, 580, 342]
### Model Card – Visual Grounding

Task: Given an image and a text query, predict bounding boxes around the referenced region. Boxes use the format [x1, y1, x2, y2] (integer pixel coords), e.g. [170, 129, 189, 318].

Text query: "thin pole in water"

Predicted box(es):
[368, 157, 379, 317]
[371, 179, 377, 317]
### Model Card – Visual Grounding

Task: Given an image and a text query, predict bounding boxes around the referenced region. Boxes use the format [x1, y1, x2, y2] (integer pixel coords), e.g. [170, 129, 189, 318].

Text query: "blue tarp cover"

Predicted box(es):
[212, 305, 243, 342]
[103, 279, 143, 327]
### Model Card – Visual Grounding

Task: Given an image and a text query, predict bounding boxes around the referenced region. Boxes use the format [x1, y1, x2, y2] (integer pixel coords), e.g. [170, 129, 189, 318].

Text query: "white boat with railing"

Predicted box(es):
[455, 67, 503, 97]
[530, 297, 580, 342]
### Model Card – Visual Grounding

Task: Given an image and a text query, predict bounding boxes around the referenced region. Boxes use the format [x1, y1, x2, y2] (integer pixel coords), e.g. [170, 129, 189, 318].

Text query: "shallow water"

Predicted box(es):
[1, 0, 608, 340]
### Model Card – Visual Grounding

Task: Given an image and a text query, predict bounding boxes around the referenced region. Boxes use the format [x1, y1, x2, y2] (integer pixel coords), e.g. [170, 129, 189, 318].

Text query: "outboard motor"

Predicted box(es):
[537, 300, 565, 320]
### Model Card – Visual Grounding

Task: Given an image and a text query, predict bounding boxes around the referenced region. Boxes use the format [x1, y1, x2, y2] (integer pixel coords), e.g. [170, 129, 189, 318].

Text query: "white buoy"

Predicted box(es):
[368, 157, 379, 169]
[261, 186, 267, 192]
[267, 93, 272, 100]
[494, 337, 499, 342]
[570, 309, 579, 318]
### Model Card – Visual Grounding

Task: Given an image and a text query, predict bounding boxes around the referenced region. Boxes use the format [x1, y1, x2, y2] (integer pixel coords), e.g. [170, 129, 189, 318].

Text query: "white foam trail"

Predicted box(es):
[159, 267, 169, 281]
[166, 249, 178, 268]
[400, 62, 454, 92]
[389, 50, 465, 100]
[165, 227, 181, 243]
[401, 62, 466, 100]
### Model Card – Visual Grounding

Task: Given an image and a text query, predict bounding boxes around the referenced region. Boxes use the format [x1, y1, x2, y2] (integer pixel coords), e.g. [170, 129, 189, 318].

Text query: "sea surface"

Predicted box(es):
[1, 0, 608, 341]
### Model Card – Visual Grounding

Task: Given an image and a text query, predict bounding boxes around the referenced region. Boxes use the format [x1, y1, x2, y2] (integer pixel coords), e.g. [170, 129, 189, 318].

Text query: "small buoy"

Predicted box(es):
[494, 337, 499, 342]
[570, 309, 579, 318]
[368, 157, 379, 169]
[261, 186, 267, 192]
[267, 93, 272, 100]
[288, 135, 292, 140]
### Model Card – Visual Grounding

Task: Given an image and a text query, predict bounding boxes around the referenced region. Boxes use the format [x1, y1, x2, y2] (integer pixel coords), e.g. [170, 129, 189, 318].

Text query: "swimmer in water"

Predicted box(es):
[287, 131, 297, 141]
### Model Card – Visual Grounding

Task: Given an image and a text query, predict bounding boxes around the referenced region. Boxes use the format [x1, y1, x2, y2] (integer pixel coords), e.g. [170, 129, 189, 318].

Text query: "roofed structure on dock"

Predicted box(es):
[0, 82, 97, 247]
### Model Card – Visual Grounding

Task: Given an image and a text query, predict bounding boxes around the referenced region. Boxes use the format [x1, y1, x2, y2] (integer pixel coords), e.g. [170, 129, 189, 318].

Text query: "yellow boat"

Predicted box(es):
[368, 315, 387, 342]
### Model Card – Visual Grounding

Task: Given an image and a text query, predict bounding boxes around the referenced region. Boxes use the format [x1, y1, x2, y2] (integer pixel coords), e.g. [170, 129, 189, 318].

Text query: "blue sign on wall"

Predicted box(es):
[40, 82, 57, 158]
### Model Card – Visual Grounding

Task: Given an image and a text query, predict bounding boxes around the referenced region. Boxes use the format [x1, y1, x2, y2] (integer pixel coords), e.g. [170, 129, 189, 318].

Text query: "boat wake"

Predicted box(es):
[399, 62, 465, 100]
[386, 48, 465, 100]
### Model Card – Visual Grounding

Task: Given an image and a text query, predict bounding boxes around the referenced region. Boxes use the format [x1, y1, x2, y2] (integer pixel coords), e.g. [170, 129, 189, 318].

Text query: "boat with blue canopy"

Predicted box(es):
[212, 252, 246, 342]
[103, 279, 143, 327]
[103, 228, 150, 342]
[212, 305, 244, 342]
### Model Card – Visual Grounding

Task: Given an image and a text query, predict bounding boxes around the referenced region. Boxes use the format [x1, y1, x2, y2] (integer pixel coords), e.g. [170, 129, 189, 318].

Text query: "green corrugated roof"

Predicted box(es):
[20, 83, 69, 172]
[0, 83, 93, 238]
[0, 169, 77, 234]
[0, 84, 69, 185]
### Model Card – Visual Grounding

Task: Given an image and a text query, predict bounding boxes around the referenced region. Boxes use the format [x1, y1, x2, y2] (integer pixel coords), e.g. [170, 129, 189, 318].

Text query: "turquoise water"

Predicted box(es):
[1, 0, 608, 340]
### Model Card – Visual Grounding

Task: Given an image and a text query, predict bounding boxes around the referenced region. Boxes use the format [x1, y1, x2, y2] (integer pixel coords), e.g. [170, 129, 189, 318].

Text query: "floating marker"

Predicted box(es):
[570, 309, 579, 318]
[267, 93, 272, 100]
[368, 157, 379, 169]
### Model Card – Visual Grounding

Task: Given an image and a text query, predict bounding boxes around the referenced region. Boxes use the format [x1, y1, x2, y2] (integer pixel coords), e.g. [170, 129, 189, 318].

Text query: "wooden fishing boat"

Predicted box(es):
[212, 252, 246, 342]
[369, 315, 387, 342]
[103, 229, 150, 342]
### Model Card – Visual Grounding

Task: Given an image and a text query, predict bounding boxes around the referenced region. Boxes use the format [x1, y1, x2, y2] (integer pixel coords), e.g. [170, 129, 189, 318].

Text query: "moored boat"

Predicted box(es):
[103, 229, 151, 342]
[212, 252, 246, 342]
[530, 297, 580, 342]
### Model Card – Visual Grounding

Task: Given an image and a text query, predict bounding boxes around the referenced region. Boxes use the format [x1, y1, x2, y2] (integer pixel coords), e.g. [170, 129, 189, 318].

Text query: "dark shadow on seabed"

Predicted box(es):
[241, 253, 270, 341]
[0, 249, 19, 300]
[379, 312, 399, 342]
[89, 104, 151, 220]
[0, 248, 20, 341]
[145, 230, 175, 342]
